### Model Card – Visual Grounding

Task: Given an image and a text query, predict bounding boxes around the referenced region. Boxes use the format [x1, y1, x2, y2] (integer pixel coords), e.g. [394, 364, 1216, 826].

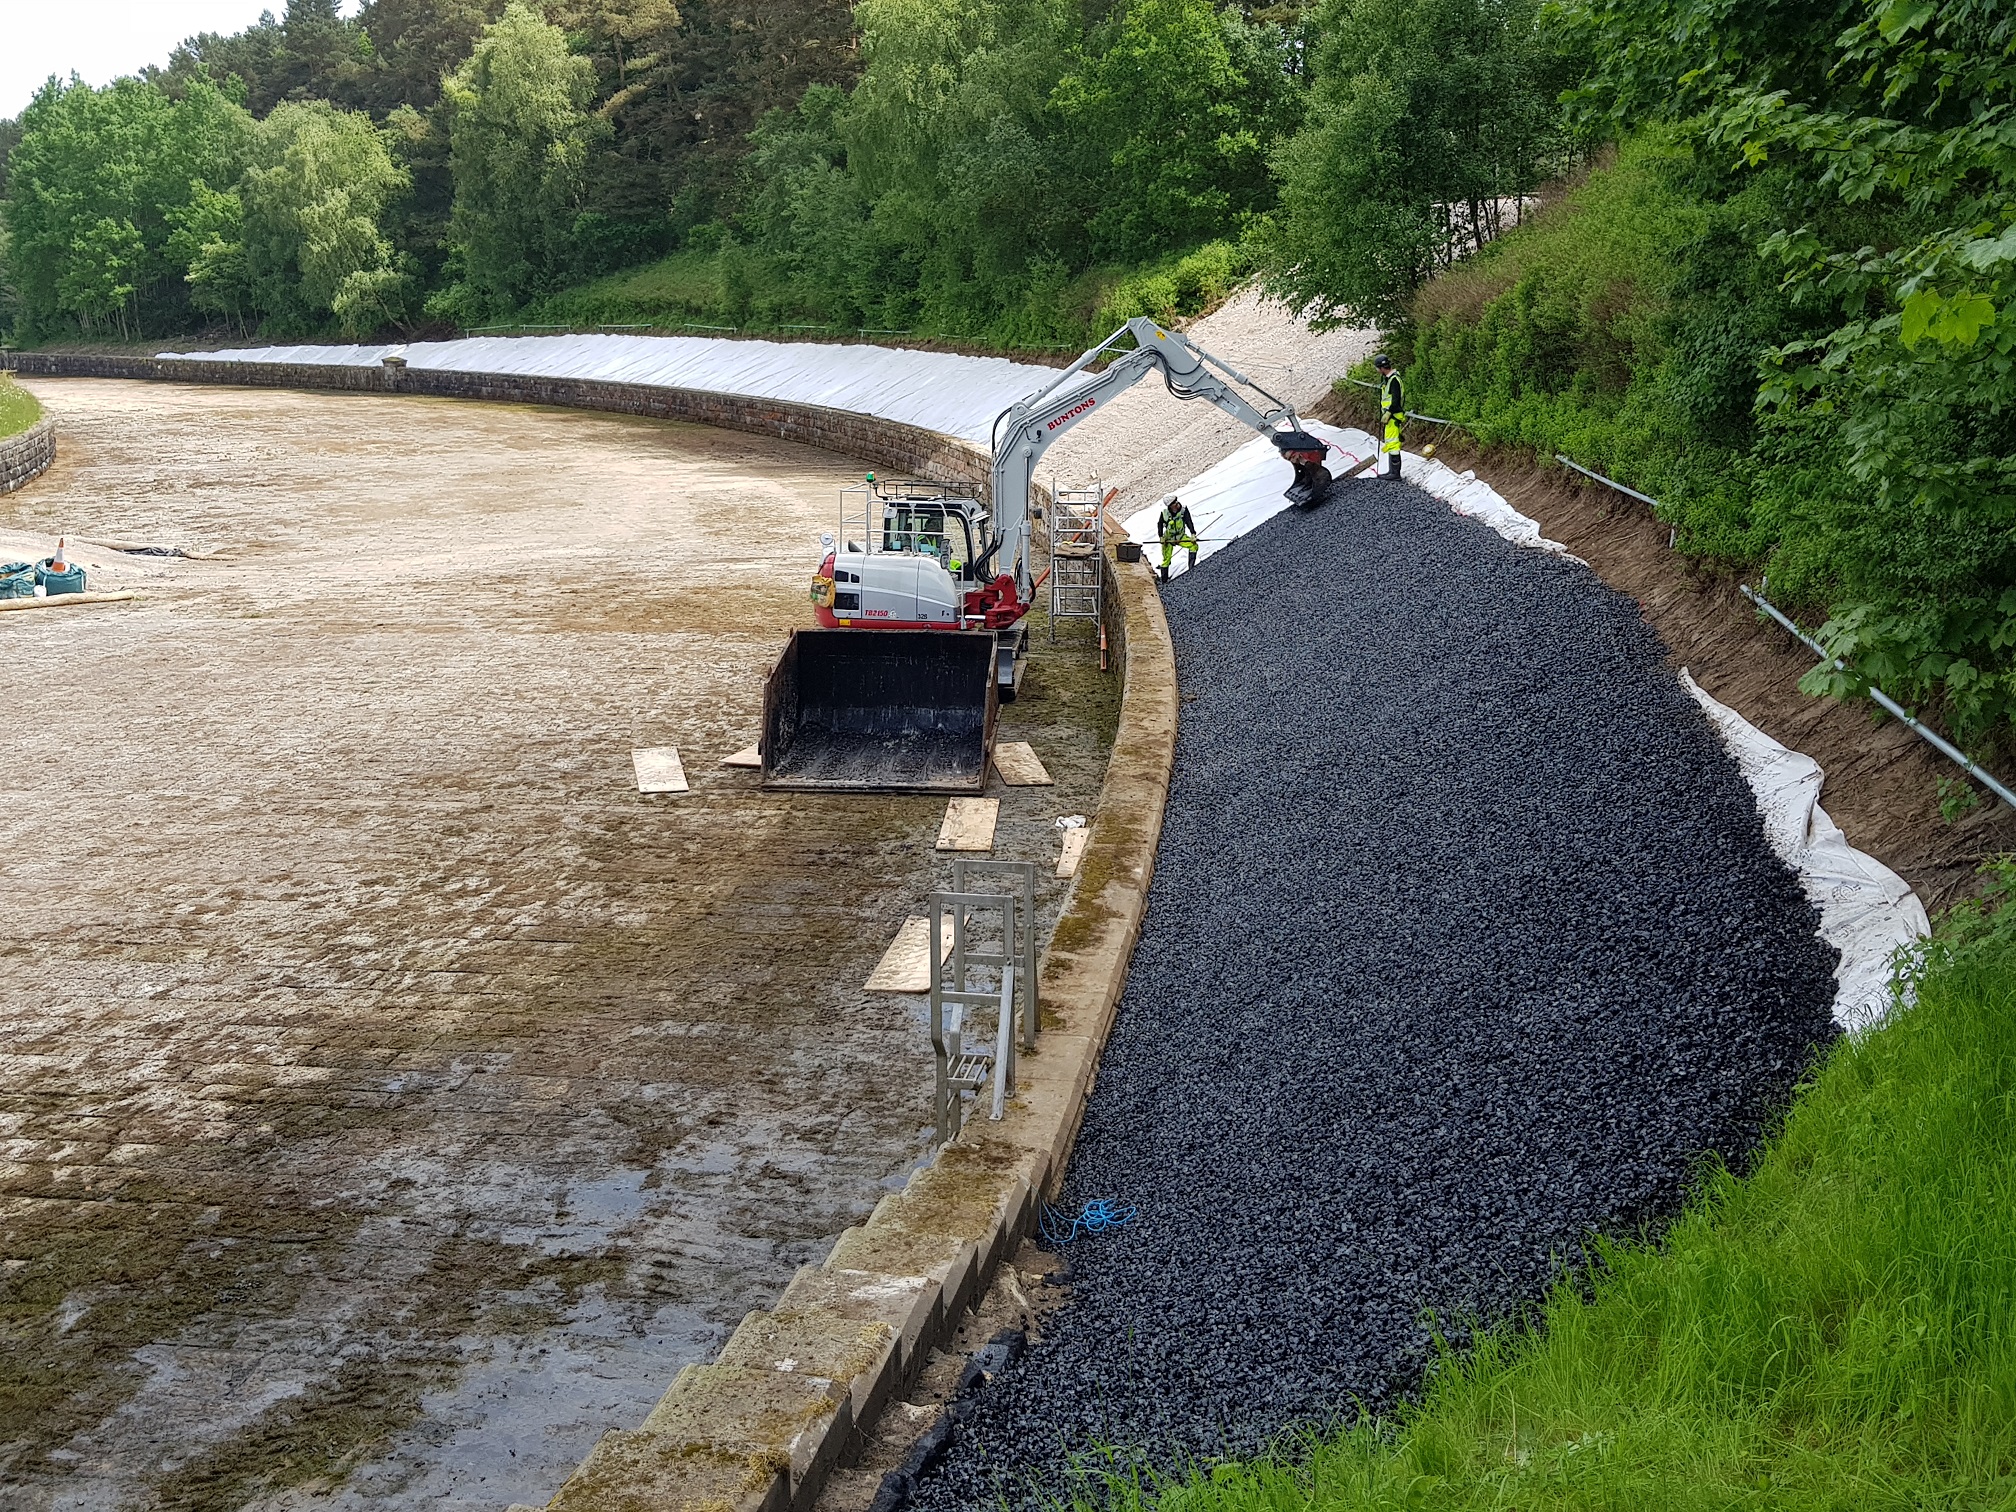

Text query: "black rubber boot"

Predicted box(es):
[1188, 551, 1198, 573]
[1386, 453, 1402, 481]
[1158, 564, 1169, 583]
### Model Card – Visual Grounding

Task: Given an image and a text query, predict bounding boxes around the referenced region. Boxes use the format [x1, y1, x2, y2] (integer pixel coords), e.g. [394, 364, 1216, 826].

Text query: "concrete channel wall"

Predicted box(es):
[8, 348, 1177, 1512]
[0, 417, 55, 495]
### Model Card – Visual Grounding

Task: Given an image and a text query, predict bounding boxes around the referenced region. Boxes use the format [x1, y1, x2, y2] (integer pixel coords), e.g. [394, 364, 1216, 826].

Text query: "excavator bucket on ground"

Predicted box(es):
[760, 628, 999, 794]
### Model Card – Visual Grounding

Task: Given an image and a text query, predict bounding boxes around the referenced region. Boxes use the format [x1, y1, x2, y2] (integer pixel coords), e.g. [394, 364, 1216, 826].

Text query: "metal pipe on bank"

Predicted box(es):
[1738, 586, 2016, 812]
[1557, 452, 2016, 811]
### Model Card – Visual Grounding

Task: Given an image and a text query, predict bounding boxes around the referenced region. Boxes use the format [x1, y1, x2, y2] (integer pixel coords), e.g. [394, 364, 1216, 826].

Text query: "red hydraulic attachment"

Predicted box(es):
[963, 573, 1031, 630]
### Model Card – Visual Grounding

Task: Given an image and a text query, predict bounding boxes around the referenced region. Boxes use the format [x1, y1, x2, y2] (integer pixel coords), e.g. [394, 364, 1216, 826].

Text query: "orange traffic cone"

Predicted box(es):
[49, 537, 67, 573]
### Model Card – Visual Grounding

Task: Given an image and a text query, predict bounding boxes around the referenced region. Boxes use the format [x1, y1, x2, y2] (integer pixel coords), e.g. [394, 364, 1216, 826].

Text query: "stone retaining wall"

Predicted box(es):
[1, 418, 55, 495]
[8, 352, 990, 498]
[9, 345, 1178, 1512]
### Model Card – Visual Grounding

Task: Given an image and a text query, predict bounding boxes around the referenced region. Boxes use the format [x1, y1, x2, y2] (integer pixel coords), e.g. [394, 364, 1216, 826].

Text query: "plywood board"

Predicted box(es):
[1056, 826, 1091, 878]
[992, 741, 1053, 786]
[936, 797, 999, 852]
[720, 744, 762, 768]
[632, 746, 689, 794]
[865, 915, 955, 993]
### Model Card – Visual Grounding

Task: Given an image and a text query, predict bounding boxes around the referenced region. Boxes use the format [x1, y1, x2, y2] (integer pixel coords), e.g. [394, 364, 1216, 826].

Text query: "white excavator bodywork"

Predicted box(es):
[811, 316, 1335, 641]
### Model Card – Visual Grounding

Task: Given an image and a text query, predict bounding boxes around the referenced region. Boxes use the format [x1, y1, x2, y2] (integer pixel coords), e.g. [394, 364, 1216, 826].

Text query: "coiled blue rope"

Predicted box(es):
[1039, 1196, 1138, 1245]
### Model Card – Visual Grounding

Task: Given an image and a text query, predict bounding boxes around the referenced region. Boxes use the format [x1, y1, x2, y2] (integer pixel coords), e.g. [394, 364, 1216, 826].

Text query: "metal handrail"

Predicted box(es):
[927, 870, 1039, 1144]
[1740, 586, 2016, 810]
[952, 859, 1039, 1050]
[1554, 453, 1659, 509]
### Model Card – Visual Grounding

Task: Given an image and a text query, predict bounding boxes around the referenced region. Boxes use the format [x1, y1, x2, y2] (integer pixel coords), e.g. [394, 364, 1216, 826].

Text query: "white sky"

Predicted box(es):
[0, 1, 362, 121]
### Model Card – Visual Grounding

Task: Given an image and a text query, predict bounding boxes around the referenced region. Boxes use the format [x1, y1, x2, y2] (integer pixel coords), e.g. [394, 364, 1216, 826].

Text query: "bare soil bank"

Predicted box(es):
[1307, 408, 2014, 912]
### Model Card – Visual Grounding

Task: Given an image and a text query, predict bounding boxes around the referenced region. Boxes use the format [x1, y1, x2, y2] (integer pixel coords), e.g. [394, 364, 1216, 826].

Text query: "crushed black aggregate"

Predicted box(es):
[908, 475, 1841, 1508]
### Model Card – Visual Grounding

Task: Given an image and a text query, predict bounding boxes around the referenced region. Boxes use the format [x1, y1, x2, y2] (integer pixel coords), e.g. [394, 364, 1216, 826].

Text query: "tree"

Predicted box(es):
[837, 0, 1080, 322]
[353, 0, 508, 114]
[1691, 0, 2016, 740]
[1, 74, 252, 340]
[551, 0, 680, 96]
[436, 2, 603, 317]
[1052, 0, 1298, 259]
[238, 100, 414, 335]
[166, 179, 254, 330]
[1262, 0, 1573, 326]
[57, 218, 145, 337]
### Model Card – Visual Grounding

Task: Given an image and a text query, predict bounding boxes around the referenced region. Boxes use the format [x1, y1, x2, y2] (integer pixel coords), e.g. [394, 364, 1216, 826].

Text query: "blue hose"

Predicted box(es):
[1039, 1197, 1137, 1245]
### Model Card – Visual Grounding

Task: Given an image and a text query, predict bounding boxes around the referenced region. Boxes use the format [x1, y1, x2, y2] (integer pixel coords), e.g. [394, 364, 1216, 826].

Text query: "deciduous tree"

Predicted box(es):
[436, 1, 604, 317]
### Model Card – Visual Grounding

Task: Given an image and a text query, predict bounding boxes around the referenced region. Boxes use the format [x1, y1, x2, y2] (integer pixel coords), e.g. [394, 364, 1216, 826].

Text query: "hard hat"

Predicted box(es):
[1373, 354, 1393, 370]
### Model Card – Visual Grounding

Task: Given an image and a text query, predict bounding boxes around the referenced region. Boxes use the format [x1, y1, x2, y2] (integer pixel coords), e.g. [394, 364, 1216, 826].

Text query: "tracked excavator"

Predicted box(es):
[760, 317, 1340, 793]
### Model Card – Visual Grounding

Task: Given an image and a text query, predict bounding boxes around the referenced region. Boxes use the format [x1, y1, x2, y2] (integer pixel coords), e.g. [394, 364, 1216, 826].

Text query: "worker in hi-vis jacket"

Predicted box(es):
[1375, 353, 1405, 480]
[1156, 495, 1198, 583]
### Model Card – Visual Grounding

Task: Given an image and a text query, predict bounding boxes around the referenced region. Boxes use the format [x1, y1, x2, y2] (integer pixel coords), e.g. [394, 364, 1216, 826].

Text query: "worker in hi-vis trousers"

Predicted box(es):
[1157, 495, 1198, 583]
[1375, 353, 1405, 480]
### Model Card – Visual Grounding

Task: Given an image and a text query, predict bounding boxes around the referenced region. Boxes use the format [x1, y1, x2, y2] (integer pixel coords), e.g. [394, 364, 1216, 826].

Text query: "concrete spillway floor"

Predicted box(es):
[909, 472, 1840, 1507]
[0, 381, 1116, 1511]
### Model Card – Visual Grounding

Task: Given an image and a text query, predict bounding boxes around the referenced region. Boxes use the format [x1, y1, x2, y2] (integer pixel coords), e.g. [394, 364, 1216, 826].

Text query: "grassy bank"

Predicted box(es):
[1369, 131, 1772, 566]
[0, 376, 42, 439]
[1368, 112, 2016, 754]
[1095, 886, 2016, 1511]
[519, 240, 1256, 351]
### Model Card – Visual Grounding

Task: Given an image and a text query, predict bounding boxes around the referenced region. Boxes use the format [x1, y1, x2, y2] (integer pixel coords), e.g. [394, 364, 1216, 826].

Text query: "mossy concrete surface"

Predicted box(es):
[533, 550, 1177, 1512]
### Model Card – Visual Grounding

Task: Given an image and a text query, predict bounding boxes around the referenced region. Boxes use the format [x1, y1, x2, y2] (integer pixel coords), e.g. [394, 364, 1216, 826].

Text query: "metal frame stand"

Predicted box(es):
[927, 860, 1038, 1146]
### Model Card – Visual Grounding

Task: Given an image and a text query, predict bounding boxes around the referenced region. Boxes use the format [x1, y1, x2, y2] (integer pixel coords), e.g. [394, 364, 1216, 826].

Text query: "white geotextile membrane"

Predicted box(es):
[1682, 673, 1930, 1031]
[1117, 424, 1589, 573]
[1143, 428, 1929, 1033]
[1116, 421, 1372, 571]
[157, 333, 1077, 444]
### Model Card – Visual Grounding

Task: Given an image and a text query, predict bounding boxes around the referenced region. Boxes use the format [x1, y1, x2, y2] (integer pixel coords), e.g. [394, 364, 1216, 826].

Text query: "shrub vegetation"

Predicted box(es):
[1350, 0, 2016, 753]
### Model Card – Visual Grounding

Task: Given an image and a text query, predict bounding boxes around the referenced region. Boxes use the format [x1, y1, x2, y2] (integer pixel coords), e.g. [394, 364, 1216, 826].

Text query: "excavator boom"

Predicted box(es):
[761, 318, 1334, 792]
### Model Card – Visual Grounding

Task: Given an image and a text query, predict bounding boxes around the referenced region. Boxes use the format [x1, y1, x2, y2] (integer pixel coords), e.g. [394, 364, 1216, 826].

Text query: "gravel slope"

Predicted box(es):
[910, 473, 1840, 1506]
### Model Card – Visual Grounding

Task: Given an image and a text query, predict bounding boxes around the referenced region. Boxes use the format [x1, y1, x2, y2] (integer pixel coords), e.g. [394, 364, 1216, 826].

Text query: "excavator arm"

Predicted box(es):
[759, 317, 1341, 795]
[980, 316, 1337, 601]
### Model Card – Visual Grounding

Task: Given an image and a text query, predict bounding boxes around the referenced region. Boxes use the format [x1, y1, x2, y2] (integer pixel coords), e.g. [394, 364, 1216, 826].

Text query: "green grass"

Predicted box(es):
[0, 376, 42, 439]
[1382, 129, 1785, 567]
[519, 248, 734, 332]
[1091, 888, 2016, 1511]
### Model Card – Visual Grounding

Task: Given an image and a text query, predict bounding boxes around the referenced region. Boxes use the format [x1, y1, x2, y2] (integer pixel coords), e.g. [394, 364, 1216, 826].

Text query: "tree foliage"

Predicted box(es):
[3, 75, 251, 339]
[1396, 0, 2016, 746]
[240, 102, 414, 334]
[1262, 0, 1580, 327]
[436, 2, 605, 318]
[0, 0, 1308, 344]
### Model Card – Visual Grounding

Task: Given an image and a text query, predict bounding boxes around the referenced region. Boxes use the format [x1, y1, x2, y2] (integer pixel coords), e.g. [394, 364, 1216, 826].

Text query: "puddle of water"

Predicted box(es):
[273, 1287, 719, 1512]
